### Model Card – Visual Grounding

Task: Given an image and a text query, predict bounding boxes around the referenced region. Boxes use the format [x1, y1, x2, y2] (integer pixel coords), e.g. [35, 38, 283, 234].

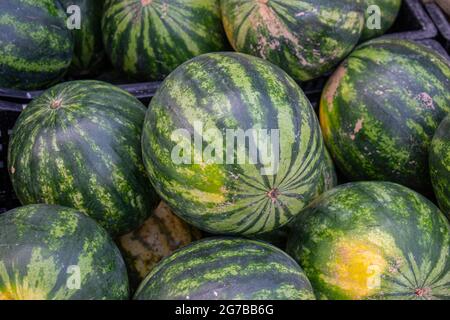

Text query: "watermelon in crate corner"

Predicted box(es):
[220, 0, 364, 81]
[0, 0, 73, 90]
[320, 38, 450, 195]
[142, 52, 326, 236]
[0, 204, 129, 300]
[287, 181, 450, 300]
[102, 0, 229, 81]
[360, 0, 402, 41]
[134, 237, 316, 300]
[7, 80, 159, 236]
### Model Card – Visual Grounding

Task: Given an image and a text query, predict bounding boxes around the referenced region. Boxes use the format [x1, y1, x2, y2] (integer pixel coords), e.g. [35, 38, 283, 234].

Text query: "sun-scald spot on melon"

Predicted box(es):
[325, 65, 347, 111]
[416, 92, 434, 110]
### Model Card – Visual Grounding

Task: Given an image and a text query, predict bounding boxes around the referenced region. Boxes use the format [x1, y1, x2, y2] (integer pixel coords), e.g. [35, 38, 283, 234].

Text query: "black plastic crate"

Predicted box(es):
[425, 3, 450, 53]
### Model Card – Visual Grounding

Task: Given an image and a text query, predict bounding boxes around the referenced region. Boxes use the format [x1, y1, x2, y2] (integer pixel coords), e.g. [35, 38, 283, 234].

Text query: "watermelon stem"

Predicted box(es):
[50, 99, 63, 110]
[267, 188, 280, 203]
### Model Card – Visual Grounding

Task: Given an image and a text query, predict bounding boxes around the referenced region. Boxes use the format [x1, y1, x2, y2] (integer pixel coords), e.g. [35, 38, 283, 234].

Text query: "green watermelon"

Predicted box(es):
[0, 204, 129, 300]
[430, 115, 450, 217]
[102, 0, 228, 80]
[361, 0, 402, 41]
[118, 201, 202, 289]
[60, 0, 105, 75]
[220, 0, 364, 82]
[0, 0, 73, 89]
[320, 38, 450, 194]
[142, 52, 325, 235]
[134, 237, 315, 300]
[287, 181, 450, 300]
[8, 80, 159, 236]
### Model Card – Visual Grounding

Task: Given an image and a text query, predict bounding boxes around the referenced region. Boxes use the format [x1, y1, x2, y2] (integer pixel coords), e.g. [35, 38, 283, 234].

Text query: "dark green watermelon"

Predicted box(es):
[220, 0, 364, 81]
[134, 237, 315, 300]
[430, 115, 450, 217]
[320, 38, 450, 194]
[60, 0, 105, 75]
[361, 0, 402, 41]
[287, 181, 450, 300]
[0, 204, 129, 300]
[142, 52, 325, 236]
[0, 0, 73, 89]
[102, 0, 228, 80]
[8, 80, 159, 236]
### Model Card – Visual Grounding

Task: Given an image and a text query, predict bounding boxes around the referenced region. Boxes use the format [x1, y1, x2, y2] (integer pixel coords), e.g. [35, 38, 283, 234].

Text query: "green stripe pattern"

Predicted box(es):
[102, 0, 228, 80]
[0, 204, 129, 300]
[361, 0, 402, 40]
[320, 38, 450, 194]
[142, 52, 325, 235]
[8, 80, 159, 236]
[430, 115, 450, 218]
[220, 0, 364, 81]
[134, 237, 315, 300]
[0, 0, 73, 89]
[287, 182, 450, 300]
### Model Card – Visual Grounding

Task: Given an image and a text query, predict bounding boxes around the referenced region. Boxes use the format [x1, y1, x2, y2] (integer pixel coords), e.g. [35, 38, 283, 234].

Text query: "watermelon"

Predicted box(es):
[430, 115, 450, 217]
[287, 181, 450, 300]
[60, 0, 105, 75]
[220, 0, 364, 82]
[8, 80, 159, 236]
[320, 38, 450, 194]
[142, 52, 325, 235]
[0, 0, 73, 89]
[360, 0, 402, 41]
[118, 201, 202, 288]
[134, 237, 315, 300]
[102, 0, 229, 81]
[0, 204, 129, 300]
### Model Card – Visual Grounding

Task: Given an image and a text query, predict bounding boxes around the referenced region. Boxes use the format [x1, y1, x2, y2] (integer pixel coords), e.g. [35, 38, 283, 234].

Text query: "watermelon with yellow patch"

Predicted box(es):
[118, 201, 202, 288]
[287, 181, 450, 300]
[0, 204, 129, 300]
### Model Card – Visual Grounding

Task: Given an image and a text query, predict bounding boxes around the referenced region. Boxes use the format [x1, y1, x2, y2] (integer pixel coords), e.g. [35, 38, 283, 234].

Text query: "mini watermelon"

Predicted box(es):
[430, 115, 450, 217]
[361, 0, 402, 41]
[320, 38, 450, 194]
[0, 204, 129, 300]
[118, 201, 202, 288]
[142, 52, 325, 235]
[102, 0, 228, 80]
[134, 237, 315, 300]
[8, 80, 159, 236]
[287, 181, 450, 300]
[0, 0, 73, 89]
[220, 0, 364, 81]
[60, 0, 105, 75]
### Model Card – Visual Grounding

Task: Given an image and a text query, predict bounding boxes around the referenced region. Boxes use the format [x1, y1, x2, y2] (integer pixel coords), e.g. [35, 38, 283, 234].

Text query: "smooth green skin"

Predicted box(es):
[142, 52, 325, 236]
[0, 0, 73, 89]
[430, 115, 450, 218]
[0, 204, 129, 300]
[102, 0, 228, 81]
[134, 237, 315, 300]
[320, 38, 450, 194]
[8, 80, 159, 237]
[60, 0, 105, 75]
[220, 0, 364, 81]
[361, 0, 402, 41]
[287, 182, 450, 300]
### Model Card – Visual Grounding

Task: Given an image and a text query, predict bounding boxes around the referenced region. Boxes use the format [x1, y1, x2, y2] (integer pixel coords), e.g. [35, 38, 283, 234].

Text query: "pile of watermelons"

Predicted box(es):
[0, 0, 449, 300]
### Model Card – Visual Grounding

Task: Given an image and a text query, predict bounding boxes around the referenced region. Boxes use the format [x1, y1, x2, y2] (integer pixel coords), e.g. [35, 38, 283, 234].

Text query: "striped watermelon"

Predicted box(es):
[8, 80, 159, 236]
[287, 182, 450, 300]
[0, 204, 129, 300]
[102, 0, 228, 81]
[220, 0, 364, 81]
[361, 0, 402, 41]
[0, 0, 73, 89]
[60, 0, 105, 75]
[142, 52, 325, 235]
[320, 38, 450, 194]
[134, 237, 315, 300]
[430, 115, 450, 217]
[118, 201, 202, 288]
